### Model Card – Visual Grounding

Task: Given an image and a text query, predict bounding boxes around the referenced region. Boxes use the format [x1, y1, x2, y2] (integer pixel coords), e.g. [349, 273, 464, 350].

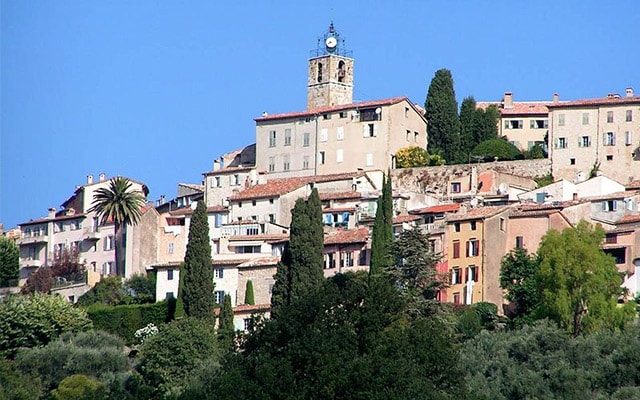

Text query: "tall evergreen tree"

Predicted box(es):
[458, 96, 477, 160]
[244, 280, 255, 305]
[182, 200, 215, 319]
[218, 294, 235, 349]
[271, 188, 324, 317]
[0, 236, 19, 284]
[370, 173, 394, 275]
[424, 69, 460, 163]
[477, 104, 499, 143]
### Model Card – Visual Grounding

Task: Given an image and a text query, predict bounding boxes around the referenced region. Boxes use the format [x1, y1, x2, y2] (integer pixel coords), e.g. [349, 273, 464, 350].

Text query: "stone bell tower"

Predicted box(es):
[306, 23, 354, 110]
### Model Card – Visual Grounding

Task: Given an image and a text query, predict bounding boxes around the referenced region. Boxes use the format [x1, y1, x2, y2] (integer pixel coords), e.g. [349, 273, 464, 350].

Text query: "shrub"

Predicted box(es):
[470, 138, 523, 162]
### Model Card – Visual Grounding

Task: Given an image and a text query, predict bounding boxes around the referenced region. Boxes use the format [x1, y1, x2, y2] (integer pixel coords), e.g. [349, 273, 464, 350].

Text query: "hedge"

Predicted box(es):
[85, 298, 177, 343]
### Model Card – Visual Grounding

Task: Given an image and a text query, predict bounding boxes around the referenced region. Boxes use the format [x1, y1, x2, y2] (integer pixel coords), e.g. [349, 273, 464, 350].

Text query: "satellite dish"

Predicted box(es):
[498, 183, 507, 194]
[375, 107, 382, 114]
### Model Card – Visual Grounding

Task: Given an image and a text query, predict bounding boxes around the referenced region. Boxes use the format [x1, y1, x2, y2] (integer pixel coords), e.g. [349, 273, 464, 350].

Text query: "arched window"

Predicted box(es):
[338, 60, 345, 82]
[317, 63, 323, 83]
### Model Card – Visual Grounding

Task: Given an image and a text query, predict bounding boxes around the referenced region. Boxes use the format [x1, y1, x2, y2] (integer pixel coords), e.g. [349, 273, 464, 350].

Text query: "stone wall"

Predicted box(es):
[391, 159, 551, 195]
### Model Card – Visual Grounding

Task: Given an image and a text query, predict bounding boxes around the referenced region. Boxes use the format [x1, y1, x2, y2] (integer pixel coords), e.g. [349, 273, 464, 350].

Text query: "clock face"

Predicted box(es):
[325, 36, 337, 49]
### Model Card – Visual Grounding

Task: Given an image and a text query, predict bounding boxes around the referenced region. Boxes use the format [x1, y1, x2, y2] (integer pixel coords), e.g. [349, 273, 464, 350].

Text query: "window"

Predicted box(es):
[283, 155, 290, 171]
[303, 156, 310, 170]
[626, 131, 633, 146]
[604, 132, 616, 146]
[358, 250, 368, 266]
[268, 157, 275, 172]
[466, 239, 480, 257]
[214, 267, 224, 278]
[499, 218, 505, 231]
[454, 222, 461, 232]
[360, 108, 381, 122]
[451, 182, 461, 193]
[214, 176, 221, 187]
[214, 291, 225, 304]
[168, 243, 174, 254]
[336, 149, 343, 163]
[344, 251, 353, 267]
[465, 266, 478, 283]
[238, 201, 242, 208]
[451, 268, 461, 284]
[626, 110, 633, 122]
[558, 114, 565, 126]
[165, 292, 174, 300]
[529, 119, 548, 129]
[284, 129, 291, 146]
[320, 128, 328, 142]
[505, 119, 523, 129]
[243, 318, 252, 331]
[602, 200, 617, 212]
[319, 151, 326, 165]
[365, 153, 373, 166]
[453, 292, 461, 305]
[406, 130, 411, 141]
[269, 214, 276, 223]
[453, 241, 460, 258]
[582, 113, 589, 125]
[414, 132, 419, 142]
[555, 137, 567, 149]
[516, 236, 524, 249]
[579, 136, 591, 148]
[470, 221, 476, 231]
[303, 132, 310, 147]
[103, 262, 114, 275]
[235, 245, 261, 254]
[104, 235, 114, 251]
[606, 155, 613, 161]
[167, 269, 174, 280]
[336, 126, 344, 141]
[605, 234, 617, 244]
[607, 111, 614, 123]
[363, 123, 376, 137]
[214, 214, 222, 228]
[322, 113, 331, 120]
[405, 107, 409, 117]
[570, 158, 576, 165]
[269, 130, 276, 147]
[339, 111, 347, 118]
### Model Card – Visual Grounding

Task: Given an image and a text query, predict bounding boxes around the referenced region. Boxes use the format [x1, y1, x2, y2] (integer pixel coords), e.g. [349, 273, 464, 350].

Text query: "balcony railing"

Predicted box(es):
[419, 222, 446, 234]
[83, 228, 101, 241]
[20, 258, 42, 269]
[16, 235, 48, 245]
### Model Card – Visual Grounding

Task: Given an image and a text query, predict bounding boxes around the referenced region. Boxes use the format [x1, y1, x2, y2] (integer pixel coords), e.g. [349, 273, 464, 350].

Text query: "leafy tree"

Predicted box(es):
[182, 200, 215, 319]
[500, 247, 541, 327]
[396, 146, 428, 168]
[525, 144, 545, 159]
[244, 280, 255, 305]
[0, 236, 19, 285]
[88, 177, 146, 276]
[50, 374, 107, 400]
[218, 294, 235, 350]
[0, 293, 92, 357]
[476, 104, 499, 143]
[137, 318, 221, 398]
[470, 138, 523, 162]
[387, 228, 443, 315]
[370, 173, 394, 275]
[77, 275, 126, 306]
[21, 265, 53, 294]
[425, 68, 460, 163]
[271, 189, 324, 317]
[0, 358, 42, 399]
[124, 273, 156, 304]
[536, 221, 635, 337]
[535, 173, 554, 188]
[50, 247, 85, 281]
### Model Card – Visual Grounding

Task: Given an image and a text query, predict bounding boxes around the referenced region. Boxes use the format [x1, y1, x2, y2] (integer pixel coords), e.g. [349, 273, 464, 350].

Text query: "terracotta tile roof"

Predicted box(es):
[237, 256, 281, 268]
[322, 207, 356, 213]
[255, 97, 411, 122]
[19, 212, 87, 226]
[149, 261, 183, 269]
[392, 214, 421, 224]
[585, 190, 639, 202]
[410, 203, 460, 214]
[228, 234, 289, 242]
[229, 171, 366, 201]
[211, 258, 249, 266]
[477, 101, 552, 116]
[627, 180, 640, 190]
[233, 303, 271, 313]
[203, 165, 256, 176]
[446, 206, 510, 222]
[324, 227, 369, 245]
[169, 205, 227, 216]
[319, 191, 362, 201]
[616, 214, 640, 225]
[547, 95, 640, 109]
[606, 225, 636, 234]
[178, 183, 205, 192]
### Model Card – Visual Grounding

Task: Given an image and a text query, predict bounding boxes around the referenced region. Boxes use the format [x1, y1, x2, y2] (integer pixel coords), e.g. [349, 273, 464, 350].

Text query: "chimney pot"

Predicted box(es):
[99, 173, 106, 182]
[213, 159, 220, 171]
[48, 207, 56, 219]
[626, 87, 634, 98]
[87, 174, 94, 184]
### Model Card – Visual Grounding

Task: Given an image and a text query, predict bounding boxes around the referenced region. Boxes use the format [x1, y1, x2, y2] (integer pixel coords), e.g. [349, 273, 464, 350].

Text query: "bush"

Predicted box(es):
[470, 138, 523, 162]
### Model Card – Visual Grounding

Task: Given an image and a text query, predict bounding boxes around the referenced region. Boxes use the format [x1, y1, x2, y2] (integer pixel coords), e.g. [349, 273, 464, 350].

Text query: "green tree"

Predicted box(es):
[0, 236, 19, 285]
[218, 294, 235, 350]
[271, 189, 324, 317]
[458, 96, 478, 159]
[476, 104, 499, 143]
[525, 144, 546, 159]
[500, 247, 541, 327]
[244, 280, 255, 305]
[425, 68, 460, 163]
[88, 177, 146, 276]
[182, 200, 215, 319]
[0, 293, 92, 357]
[370, 173, 393, 275]
[138, 318, 221, 398]
[470, 138, 523, 162]
[77, 275, 126, 306]
[50, 374, 107, 400]
[124, 273, 156, 304]
[396, 145, 429, 168]
[536, 221, 635, 337]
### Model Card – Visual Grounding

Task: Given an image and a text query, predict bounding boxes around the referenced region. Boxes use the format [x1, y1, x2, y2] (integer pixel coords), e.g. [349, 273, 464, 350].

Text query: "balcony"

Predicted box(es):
[16, 235, 48, 245]
[419, 222, 446, 235]
[83, 228, 102, 241]
[20, 258, 42, 269]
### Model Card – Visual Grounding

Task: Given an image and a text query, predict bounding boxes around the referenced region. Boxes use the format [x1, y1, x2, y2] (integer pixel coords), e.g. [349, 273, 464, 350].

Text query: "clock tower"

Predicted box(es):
[307, 23, 354, 110]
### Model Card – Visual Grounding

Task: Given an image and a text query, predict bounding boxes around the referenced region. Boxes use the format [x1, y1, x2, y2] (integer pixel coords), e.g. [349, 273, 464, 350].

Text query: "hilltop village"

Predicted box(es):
[6, 23, 640, 331]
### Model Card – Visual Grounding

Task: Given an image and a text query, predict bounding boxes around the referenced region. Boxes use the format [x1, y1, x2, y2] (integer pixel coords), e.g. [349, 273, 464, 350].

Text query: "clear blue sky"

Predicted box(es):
[2, 1, 639, 229]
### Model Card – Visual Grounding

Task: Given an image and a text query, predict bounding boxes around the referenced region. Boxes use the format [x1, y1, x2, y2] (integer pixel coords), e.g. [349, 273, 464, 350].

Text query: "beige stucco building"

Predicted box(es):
[548, 88, 640, 184]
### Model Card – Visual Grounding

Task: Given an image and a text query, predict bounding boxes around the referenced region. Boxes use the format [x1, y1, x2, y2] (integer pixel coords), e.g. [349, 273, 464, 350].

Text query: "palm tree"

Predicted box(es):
[88, 177, 147, 276]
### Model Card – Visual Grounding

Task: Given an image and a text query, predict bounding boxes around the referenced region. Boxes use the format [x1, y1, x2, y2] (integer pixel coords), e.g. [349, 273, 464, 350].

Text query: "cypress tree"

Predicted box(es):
[244, 280, 255, 305]
[370, 173, 394, 275]
[271, 188, 324, 317]
[425, 69, 460, 163]
[459, 96, 477, 161]
[182, 200, 215, 319]
[218, 294, 235, 349]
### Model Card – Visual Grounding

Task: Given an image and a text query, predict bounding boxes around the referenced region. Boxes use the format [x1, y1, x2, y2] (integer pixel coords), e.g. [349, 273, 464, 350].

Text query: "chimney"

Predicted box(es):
[87, 174, 94, 185]
[607, 93, 615, 99]
[160, 195, 166, 205]
[99, 173, 106, 182]
[626, 87, 634, 98]
[48, 207, 56, 219]
[572, 193, 578, 201]
[213, 159, 220, 171]
[553, 93, 559, 104]
[503, 92, 513, 109]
